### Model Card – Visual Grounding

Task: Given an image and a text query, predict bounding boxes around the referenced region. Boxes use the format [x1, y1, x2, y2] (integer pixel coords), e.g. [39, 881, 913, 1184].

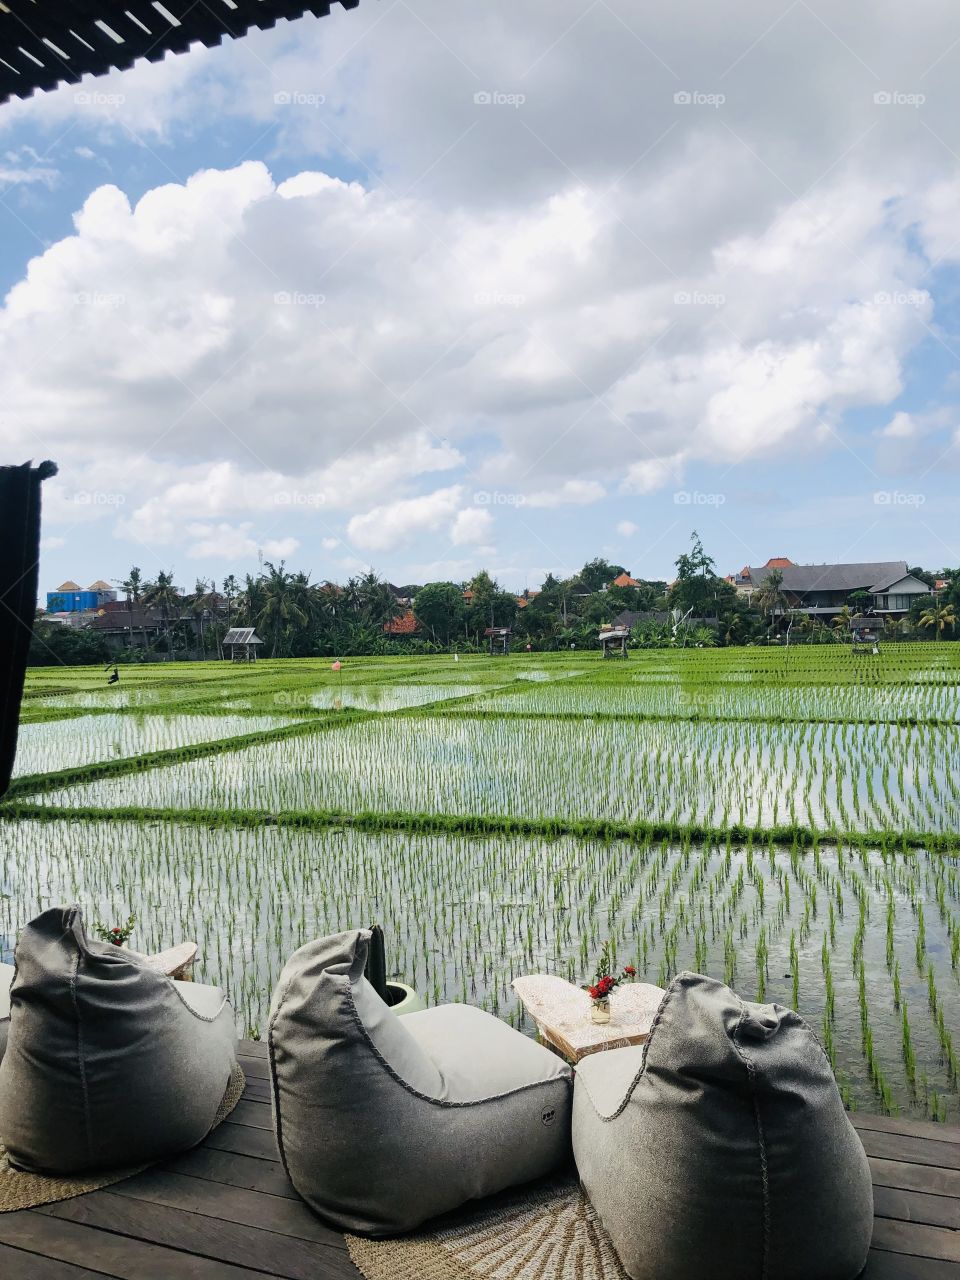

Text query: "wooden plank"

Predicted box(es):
[0, 1211, 262, 1279]
[855, 1115, 960, 1147]
[236, 1056, 270, 1081]
[107, 1168, 348, 1249]
[858, 1129, 960, 1171]
[0, 1242, 110, 1279]
[161, 1146, 299, 1199]
[870, 1157, 960, 1199]
[239, 1039, 268, 1059]
[227, 1099, 274, 1131]
[863, 1249, 960, 1279]
[39, 1192, 362, 1280]
[240, 1076, 272, 1103]
[873, 1184, 960, 1230]
[203, 1120, 281, 1161]
[870, 1216, 960, 1264]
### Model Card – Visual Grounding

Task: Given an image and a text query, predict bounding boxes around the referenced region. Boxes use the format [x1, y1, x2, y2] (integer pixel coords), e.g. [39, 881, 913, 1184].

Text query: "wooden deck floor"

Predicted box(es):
[0, 1040, 956, 1278]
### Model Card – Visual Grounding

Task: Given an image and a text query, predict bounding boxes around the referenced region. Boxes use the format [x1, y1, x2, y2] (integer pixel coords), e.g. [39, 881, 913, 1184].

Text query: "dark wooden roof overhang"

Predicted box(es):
[0, 0, 360, 104]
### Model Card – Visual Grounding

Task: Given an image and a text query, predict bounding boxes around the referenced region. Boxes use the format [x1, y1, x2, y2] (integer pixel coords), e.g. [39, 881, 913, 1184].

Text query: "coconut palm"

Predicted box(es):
[142, 570, 181, 657]
[754, 569, 787, 627]
[919, 602, 957, 638]
[831, 605, 855, 634]
[257, 561, 308, 657]
[187, 578, 217, 658]
[118, 566, 150, 650]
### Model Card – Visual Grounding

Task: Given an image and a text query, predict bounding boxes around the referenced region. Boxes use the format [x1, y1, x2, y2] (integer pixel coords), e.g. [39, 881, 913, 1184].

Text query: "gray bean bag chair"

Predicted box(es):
[573, 972, 873, 1280]
[0, 906, 238, 1174]
[269, 928, 573, 1235]
[0, 962, 13, 1065]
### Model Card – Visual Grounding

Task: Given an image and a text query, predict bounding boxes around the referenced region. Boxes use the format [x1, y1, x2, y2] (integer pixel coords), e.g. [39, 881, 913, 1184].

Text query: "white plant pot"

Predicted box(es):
[386, 981, 426, 1017]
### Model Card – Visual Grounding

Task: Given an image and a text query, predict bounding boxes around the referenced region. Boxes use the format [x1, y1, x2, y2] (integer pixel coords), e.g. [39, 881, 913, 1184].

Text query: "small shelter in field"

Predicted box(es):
[223, 627, 264, 662]
[849, 618, 879, 656]
[599, 625, 630, 658]
[484, 626, 511, 655]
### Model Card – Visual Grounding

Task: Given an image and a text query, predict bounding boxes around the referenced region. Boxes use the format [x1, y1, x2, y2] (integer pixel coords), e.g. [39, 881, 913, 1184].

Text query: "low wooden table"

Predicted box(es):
[512, 974, 665, 1062]
[129, 941, 198, 981]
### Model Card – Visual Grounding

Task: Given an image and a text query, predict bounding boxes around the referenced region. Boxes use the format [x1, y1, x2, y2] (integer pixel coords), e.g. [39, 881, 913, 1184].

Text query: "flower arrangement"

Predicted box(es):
[93, 914, 136, 947]
[584, 942, 636, 1023]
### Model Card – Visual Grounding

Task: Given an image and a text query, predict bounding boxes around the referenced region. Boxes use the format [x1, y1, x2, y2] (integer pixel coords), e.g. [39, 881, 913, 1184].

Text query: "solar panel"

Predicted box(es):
[223, 627, 261, 645]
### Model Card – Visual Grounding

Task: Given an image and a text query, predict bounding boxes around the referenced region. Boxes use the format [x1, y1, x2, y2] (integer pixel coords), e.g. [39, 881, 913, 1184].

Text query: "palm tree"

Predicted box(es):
[257, 561, 308, 657]
[143, 571, 181, 658]
[754, 569, 787, 629]
[221, 575, 240, 618]
[831, 605, 855, 635]
[117, 566, 149, 650]
[188, 578, 216, 658]
[919, 602, 957, 638]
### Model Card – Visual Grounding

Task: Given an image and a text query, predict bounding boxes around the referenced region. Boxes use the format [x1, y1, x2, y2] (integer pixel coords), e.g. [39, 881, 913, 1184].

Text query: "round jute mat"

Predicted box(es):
[0, 1061, 246, 1213]
[346, 1174, 628, 1280]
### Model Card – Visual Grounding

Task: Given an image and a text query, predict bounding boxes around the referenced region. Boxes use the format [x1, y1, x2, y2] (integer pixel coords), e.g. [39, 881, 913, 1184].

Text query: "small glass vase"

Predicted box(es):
[591, 997, 611, 1024]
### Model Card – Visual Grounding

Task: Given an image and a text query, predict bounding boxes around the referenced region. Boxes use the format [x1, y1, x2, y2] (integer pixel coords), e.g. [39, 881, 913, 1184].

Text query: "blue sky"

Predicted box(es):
[2, 1, 960, 596]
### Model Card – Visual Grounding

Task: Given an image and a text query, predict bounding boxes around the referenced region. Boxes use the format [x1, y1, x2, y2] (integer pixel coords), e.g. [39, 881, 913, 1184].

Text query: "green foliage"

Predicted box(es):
[414, 582, 466, 644]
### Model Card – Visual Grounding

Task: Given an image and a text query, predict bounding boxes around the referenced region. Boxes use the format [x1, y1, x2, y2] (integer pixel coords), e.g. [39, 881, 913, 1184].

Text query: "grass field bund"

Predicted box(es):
[4, 644, 960, 1121]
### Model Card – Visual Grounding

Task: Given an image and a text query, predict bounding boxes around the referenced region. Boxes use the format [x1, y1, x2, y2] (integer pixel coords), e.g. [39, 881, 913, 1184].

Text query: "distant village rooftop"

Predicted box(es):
[733, 558, 931, 617]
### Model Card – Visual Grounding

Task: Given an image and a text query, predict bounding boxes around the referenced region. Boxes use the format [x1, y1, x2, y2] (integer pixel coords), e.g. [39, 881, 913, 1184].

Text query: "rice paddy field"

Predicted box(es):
[4, 644, 960, 1121]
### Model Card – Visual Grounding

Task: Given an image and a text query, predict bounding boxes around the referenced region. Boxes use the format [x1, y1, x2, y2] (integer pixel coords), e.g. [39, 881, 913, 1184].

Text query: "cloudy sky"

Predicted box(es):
[3, 0, 960, 594]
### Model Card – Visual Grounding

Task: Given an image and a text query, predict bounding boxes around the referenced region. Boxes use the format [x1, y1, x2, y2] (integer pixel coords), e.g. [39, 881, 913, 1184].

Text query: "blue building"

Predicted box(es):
[46, 579, 117, 613]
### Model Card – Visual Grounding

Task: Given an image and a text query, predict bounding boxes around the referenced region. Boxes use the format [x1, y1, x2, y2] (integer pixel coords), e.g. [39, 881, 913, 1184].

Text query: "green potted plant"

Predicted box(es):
[93, 913, 136, 948]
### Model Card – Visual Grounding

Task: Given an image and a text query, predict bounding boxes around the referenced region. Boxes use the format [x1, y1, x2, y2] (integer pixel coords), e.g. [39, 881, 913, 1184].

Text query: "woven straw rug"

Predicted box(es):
[346, 1174, 628, 1280]
[0, 1061, 245, 1212]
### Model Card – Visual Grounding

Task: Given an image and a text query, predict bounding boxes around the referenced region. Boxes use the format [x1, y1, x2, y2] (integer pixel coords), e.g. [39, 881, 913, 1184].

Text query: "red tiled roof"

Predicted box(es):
[384, 610, 419, 635]
[610, 572, 641, 588]
[765, 557, 794, 568]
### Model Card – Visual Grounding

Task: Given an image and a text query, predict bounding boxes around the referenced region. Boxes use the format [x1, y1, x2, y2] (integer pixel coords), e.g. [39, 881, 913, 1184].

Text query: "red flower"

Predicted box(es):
[623, 965, 636, 977]
[587, 985, 600, 1000]
[595, 975, 616, 996]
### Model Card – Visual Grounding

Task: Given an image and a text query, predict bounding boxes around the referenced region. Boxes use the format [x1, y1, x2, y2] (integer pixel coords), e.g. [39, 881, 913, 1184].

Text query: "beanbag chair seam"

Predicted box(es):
[165, 981, 229, 1022]
[352, 987, 573, 1108]
[267, 968, 302, 1189]
[729, 1005, 772, 1280]
[576, 978, 677, 1122]
[68, 948, 95, 1168]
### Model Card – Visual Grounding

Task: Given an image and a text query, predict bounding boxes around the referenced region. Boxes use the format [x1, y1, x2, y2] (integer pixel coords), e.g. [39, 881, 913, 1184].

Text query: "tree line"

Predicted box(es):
[29, 532, 960, 664]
